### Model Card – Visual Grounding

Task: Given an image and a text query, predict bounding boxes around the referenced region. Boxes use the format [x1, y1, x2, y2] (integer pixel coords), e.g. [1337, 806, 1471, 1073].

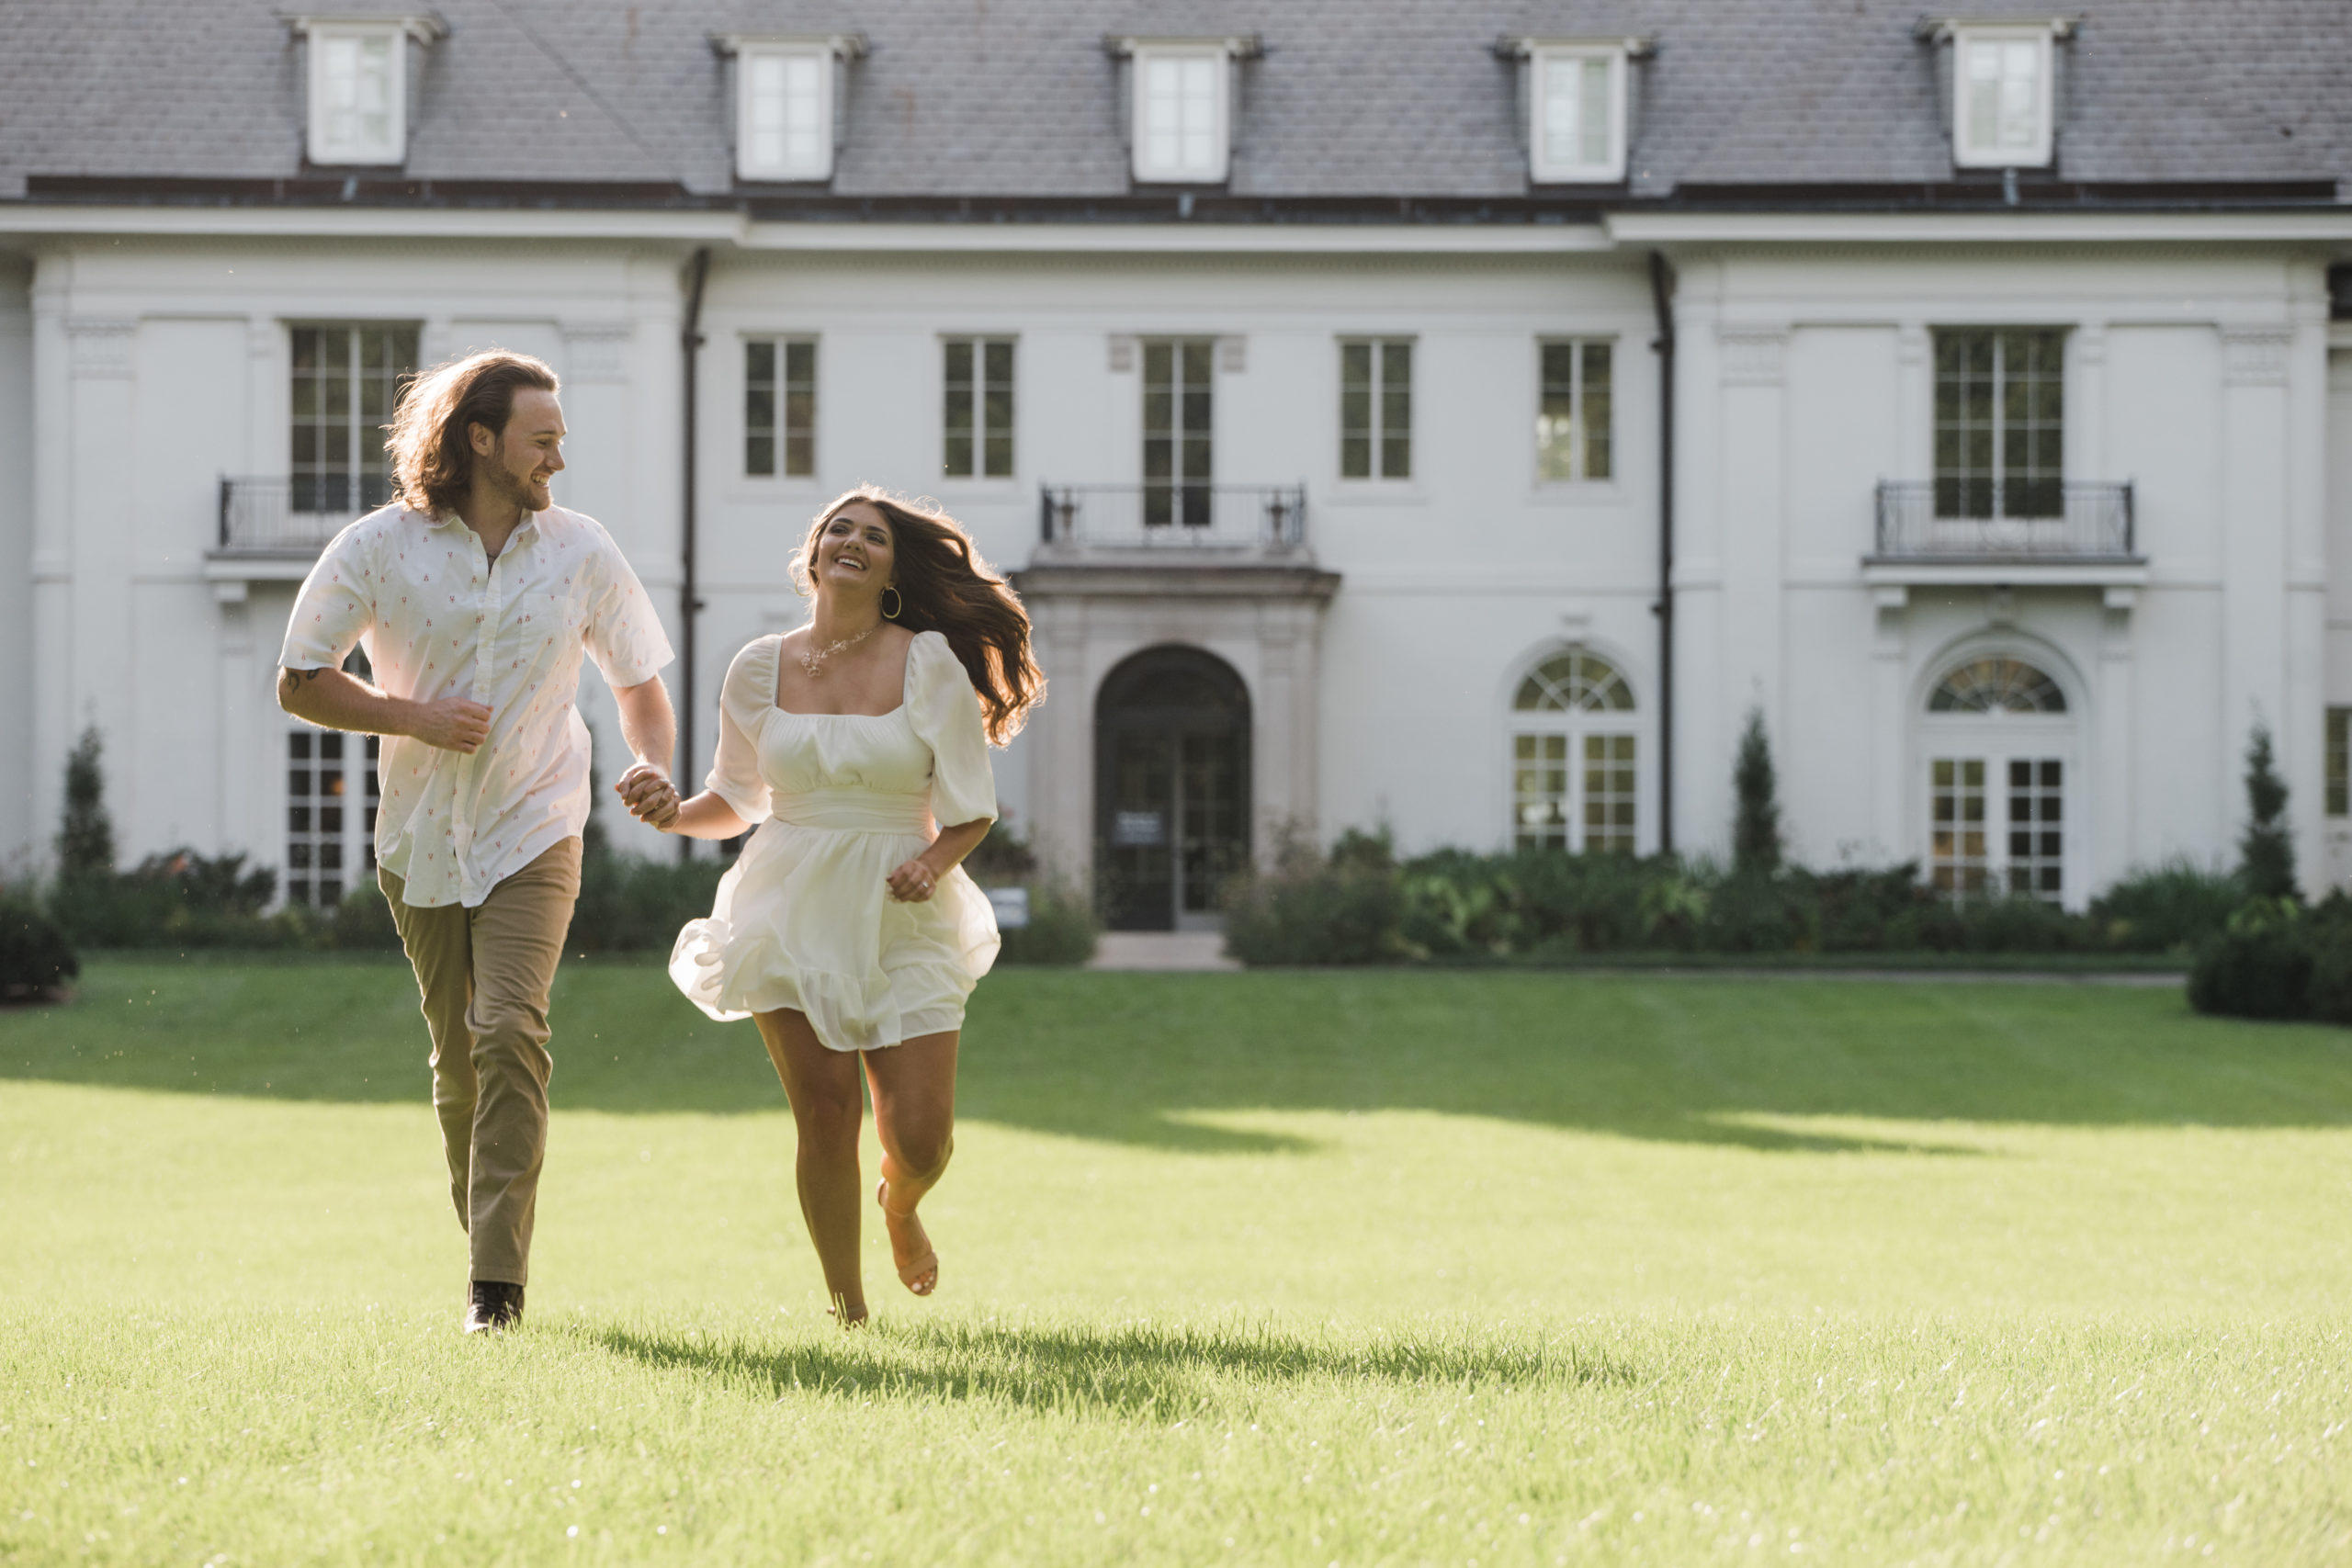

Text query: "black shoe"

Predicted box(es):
[463, 1280, 526, 1335]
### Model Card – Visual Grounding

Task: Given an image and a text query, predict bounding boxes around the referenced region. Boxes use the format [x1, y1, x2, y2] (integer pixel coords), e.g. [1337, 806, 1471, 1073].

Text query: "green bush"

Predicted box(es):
[0, 893, 79, 998]
[49, 848, 308, 949]
[2188, 898, 2313, 1021]
[1221, 828, 2231, 969]
[566, 850, 729, 954]
[1225, 830, 1407, 965]
[1704, 871, 1804, 953]
[2302, 898, 2352, 1025]
[328, 878, 406, 952]
[2090, 862, 2243, 953]
[993, 881, 1099, 966]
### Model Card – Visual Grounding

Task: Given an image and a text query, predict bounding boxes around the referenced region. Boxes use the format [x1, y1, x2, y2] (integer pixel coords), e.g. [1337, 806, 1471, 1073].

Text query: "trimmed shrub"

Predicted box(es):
[2239, 724, 2298, 898]
[2303, 908, 2352, 1026]
[2188, 898, 2312, 1021]
[1732, 708, 1781, 876]
[1, 894, 79, 998]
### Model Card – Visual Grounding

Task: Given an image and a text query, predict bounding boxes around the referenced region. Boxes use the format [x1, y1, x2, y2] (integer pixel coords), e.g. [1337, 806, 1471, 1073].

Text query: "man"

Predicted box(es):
[278, 349, 680, 1333]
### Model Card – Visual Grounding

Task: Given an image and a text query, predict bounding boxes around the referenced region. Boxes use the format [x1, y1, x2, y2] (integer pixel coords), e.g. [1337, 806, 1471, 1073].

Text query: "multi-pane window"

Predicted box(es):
[943, 337, 1014, 479]
[1340, 340, 1412, 480]
[746, 338, 816, 478]
[2328, 707, 2350, 817]
[1934, 329, 2063, 518]
[291, 324, 418, 516]
[1929, 759, 1988, 896]
[1952, 29, 2053, 168]
[1511, 650, 1636, 852]
[306, 25, 406, 165]
[1929, 757, 2064, 900]
[2005, 759, 2064, 897]
[737, 46, 832, 182]
[1529, 48, 1626, 183]
[1143, 340, 1214, 526]
[287, 730, 379, 908]
[1537, 340, 1612, 482]
[1133, 51, 1227, 183]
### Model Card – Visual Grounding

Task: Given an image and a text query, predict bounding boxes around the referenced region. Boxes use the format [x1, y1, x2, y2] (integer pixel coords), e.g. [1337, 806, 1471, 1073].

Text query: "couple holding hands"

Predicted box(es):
[277, 349, 1040, 1333]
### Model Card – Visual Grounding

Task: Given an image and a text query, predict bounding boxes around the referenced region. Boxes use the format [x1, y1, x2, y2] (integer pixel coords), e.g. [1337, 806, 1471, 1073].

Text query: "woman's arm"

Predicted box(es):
[886, 818, 990, 903]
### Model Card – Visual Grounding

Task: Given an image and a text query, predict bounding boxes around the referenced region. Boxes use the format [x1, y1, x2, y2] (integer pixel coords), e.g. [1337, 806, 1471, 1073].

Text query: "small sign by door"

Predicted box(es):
[984, 886, 1031, 930]
[1113, 810, 1167, 847]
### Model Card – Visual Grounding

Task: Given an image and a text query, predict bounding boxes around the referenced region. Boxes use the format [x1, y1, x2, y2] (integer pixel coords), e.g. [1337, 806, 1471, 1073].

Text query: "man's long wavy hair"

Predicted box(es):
[388, 351, 560, 516]
[796, 486, 1043, 746]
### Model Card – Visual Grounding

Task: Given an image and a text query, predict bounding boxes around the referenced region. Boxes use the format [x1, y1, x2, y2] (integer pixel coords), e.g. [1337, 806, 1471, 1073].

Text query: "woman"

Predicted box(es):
[622, 485, 1041, 1325]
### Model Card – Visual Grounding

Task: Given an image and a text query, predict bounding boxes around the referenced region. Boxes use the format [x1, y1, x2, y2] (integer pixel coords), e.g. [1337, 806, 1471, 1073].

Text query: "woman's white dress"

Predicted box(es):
[669, 630, 1001, 1050]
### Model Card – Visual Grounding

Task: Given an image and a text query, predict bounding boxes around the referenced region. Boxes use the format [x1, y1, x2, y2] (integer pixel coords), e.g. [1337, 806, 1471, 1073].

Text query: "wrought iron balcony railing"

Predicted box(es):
[1037, 483, 1308, 553]
[216, 475, 392, 554]
[1872, 480, 2137, 560]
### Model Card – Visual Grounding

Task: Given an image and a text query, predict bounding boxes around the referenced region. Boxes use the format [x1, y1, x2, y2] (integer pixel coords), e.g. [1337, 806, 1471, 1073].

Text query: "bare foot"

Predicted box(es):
[829, 1295, 870, 1329]
[876, 1174, 939, 1296]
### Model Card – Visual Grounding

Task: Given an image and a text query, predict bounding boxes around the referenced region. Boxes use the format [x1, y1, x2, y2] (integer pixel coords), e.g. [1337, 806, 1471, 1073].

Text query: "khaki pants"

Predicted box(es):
[381, 838, 582, 1287]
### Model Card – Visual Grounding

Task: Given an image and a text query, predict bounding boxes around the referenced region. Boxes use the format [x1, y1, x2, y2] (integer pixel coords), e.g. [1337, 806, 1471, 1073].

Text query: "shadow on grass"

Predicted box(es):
[6, 962, 2351, 1155]
[590, 1318, 1637, 1417]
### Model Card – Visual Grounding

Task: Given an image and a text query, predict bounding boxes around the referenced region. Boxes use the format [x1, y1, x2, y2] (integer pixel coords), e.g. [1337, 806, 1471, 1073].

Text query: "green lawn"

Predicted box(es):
[4, 961, 2350, 1565]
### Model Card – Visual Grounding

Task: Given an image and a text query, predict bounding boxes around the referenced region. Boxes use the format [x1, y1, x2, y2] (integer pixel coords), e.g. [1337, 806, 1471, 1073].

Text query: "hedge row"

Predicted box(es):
[1223, 829, 2248, 966]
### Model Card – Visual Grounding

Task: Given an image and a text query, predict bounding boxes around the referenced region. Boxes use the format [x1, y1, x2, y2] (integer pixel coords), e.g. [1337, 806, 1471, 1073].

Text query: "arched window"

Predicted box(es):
[1921, 655, 2072, 902]
[1510, 649, 1636, 852]
[1928, 657, 2066, 714]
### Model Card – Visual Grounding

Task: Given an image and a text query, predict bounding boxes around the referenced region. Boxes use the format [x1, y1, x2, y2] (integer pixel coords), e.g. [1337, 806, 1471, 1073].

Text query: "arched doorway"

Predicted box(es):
[1095, 646, 1251, 931]
[1917, 654, 2076, 901]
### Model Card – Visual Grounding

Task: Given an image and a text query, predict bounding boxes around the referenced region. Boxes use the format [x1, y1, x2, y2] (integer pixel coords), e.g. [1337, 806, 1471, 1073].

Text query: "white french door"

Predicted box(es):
[1921, 721, 2073, 902]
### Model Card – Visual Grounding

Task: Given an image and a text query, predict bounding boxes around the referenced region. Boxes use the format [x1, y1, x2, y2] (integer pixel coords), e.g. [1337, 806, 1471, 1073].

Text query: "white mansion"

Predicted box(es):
[3, 1, 2350, 926]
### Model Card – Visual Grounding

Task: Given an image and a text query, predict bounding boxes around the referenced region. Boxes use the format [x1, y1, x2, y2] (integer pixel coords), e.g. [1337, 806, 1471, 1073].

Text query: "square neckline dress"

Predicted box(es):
[667, 629, 1001, 1051]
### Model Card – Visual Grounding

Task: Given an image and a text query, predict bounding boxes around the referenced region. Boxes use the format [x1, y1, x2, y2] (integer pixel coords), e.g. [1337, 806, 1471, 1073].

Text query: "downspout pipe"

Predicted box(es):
[677, 245, 711, 863]
[1648, 249, 1677, 856]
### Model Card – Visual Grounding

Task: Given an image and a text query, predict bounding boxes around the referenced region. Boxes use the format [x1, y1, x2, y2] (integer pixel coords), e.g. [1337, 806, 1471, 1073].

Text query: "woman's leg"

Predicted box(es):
[862, 1030, 959, 1291]
[753, 1009, 870, 1324]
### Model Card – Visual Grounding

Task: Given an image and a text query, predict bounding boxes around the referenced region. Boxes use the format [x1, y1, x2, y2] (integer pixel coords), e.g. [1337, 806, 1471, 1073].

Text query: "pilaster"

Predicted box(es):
[2218, 321, 2292, 859]
[1716, 321, 1789, 852]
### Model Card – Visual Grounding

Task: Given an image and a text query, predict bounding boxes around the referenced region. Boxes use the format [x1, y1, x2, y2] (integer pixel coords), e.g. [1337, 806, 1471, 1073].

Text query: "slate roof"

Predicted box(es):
[1, 0, 2345, 207]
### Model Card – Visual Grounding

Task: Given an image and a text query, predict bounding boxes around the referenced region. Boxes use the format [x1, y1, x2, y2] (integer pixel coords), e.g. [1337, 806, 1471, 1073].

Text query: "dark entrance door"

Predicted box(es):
[1095, 647, 1251, 931]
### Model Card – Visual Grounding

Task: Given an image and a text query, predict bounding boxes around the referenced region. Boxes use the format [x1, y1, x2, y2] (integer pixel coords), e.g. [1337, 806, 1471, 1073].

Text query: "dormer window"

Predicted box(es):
[718, 34, 865, 184]
[1921, 18, 2071, 169]
[1504, 39, 1642, 185]
[290, 15, 442, 167]
[1110, 37, 1259, 186]
[1955, 28, 2053, 165]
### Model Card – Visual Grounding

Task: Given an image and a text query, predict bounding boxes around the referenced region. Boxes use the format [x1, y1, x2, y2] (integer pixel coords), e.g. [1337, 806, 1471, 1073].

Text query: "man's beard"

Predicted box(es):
[488, 457, 550, 512]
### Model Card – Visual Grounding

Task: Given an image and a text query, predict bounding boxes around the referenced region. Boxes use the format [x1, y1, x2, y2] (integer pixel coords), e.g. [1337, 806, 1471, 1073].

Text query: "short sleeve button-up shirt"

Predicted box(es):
[279, 502, 674, 908]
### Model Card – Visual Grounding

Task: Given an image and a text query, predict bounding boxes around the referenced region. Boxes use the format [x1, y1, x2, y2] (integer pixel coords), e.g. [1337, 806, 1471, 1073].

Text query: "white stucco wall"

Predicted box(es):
[1, 222, 2344, 912]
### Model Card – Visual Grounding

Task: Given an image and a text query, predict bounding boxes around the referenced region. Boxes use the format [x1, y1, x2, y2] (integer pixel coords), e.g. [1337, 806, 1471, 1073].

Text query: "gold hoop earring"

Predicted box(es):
[880, 585, 902, 621]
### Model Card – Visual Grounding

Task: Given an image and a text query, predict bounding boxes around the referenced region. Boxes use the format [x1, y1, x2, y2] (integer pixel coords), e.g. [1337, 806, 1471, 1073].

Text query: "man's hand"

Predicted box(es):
[616, 763, 680, 830]
[413, 696, 493, 754]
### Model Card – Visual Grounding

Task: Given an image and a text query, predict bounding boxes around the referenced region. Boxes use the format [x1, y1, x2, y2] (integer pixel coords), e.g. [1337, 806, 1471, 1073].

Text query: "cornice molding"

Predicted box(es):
[64, 316, 136, 378]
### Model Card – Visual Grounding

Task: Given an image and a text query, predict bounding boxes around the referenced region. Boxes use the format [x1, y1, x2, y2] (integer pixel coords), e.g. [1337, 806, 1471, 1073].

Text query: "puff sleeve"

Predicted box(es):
[704, 637, 777, 826]
[907, 630, 999, 828]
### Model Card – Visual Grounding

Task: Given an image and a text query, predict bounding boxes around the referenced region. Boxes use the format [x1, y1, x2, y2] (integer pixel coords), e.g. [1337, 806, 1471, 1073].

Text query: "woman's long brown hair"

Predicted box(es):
[797, 486, 1043, 745]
